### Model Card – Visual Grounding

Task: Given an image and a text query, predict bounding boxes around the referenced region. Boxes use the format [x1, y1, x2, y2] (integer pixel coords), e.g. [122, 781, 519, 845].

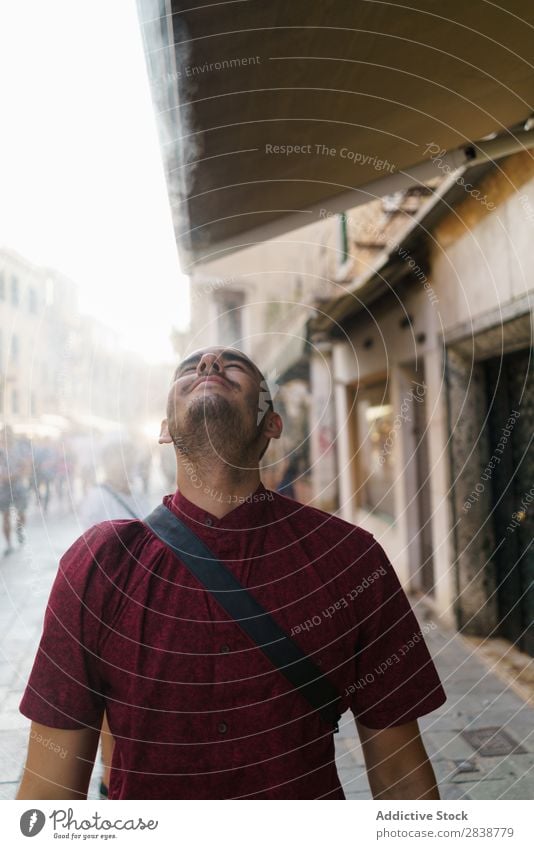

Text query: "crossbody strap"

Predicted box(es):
[144, 503, 341, 732]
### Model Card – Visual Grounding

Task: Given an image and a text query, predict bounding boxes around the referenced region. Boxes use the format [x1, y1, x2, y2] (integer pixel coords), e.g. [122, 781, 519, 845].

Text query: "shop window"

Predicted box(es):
[28, 287, 38, 313]
[11, 334, 19, 365]
[11, 275, 20, 306]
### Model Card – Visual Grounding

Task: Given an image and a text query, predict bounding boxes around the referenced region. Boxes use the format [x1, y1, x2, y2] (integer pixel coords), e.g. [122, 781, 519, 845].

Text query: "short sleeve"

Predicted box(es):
[19, 531, 107, 730]
[349, 542, 446, 728]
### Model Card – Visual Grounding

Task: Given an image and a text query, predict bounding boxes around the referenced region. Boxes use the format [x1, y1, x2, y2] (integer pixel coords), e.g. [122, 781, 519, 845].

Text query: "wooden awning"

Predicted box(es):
[137, 0, 534, 267]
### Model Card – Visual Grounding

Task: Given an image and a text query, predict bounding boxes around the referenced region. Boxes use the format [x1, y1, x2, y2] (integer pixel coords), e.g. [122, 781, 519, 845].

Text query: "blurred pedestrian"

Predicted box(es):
[79, 440, 148, 529]
[54, 441, 76, 507]
[68, 432, 96, 500]
[135, 440, 152, 495]
[160, 440, 177, 491]
[33, 440, 57, 514]
[0, 427, 30, 556]
[276, 455, 300, 500]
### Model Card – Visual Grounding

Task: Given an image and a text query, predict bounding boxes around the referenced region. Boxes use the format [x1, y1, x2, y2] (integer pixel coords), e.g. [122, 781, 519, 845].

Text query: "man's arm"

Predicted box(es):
[357, 719, 440, 800]
[17, 721, 101, 799]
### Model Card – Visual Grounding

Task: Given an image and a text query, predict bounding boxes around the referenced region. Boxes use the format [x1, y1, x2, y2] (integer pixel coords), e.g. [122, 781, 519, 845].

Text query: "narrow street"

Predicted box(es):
[1, 497, 532, 801]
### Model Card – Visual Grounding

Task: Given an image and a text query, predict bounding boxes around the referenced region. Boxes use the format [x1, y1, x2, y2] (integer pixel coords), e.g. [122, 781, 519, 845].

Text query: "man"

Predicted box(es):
[17, 347, 445, 800]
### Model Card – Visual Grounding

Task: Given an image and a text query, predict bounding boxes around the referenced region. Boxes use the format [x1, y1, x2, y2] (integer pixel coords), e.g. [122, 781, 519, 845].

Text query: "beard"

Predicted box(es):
[168, 392, 259, 472]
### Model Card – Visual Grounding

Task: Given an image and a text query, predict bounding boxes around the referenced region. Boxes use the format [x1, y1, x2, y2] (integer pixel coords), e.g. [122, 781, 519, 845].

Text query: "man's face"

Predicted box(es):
[161, 347, 281, 464]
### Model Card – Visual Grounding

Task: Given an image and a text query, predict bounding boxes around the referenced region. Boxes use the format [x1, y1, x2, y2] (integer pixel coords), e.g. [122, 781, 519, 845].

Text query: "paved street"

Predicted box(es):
[1, 503, 533, 801]
[336, 598, 534, 800]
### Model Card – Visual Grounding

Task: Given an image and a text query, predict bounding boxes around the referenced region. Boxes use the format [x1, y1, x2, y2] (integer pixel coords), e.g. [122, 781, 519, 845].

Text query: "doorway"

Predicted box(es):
[486, 347, 534, 656]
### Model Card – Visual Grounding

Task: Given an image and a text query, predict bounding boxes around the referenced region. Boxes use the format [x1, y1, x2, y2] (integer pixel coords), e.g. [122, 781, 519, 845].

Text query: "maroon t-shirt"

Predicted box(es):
[20, 484, 445, 799]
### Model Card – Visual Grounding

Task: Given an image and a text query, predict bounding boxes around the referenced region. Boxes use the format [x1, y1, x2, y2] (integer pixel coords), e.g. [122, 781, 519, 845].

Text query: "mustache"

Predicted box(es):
[190, 373, 238, 391]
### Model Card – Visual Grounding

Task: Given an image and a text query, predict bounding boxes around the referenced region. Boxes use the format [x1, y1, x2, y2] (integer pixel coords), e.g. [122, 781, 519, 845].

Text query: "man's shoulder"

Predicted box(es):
[73, 516, 146, 551]
[60, 518, 151, 580]
[269, 490, 374, 546]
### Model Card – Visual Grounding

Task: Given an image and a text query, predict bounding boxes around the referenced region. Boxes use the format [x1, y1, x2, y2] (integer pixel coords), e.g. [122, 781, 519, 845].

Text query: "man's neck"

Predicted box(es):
[176, 454, 261, 518]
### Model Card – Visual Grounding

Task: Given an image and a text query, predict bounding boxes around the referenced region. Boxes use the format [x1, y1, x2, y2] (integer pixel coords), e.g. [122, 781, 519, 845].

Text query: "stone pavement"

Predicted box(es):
[1, 508, 533, 801]
[0, 504, 104, 800]
[335, 597, 534, 800]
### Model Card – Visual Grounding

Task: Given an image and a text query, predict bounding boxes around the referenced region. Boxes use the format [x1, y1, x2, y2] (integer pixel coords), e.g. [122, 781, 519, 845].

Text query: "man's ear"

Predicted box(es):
[258, 411, 283, 461]
[263, 411, 283, 441]
[158, 418, 173, 445]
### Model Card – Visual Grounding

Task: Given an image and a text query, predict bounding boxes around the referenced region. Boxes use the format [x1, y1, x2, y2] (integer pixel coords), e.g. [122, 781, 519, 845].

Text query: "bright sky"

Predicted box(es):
[0, 0, 189, 363]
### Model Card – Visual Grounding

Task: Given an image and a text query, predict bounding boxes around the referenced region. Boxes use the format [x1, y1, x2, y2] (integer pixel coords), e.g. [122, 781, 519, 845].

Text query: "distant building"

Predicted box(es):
[0, 248, 170, 441]
[0, 249, 78, 430]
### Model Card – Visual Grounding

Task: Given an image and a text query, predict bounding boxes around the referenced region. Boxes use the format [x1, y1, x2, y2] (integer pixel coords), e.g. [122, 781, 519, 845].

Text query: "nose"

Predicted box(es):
[197, 352, 223, 375]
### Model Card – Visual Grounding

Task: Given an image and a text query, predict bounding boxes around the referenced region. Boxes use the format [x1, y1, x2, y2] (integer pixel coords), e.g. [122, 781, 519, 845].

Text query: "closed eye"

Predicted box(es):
[173, 366, 195, 380]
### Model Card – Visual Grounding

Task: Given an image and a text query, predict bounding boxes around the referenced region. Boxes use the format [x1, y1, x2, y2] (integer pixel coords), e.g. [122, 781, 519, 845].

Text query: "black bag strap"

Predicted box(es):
[144, 503, 341, 732]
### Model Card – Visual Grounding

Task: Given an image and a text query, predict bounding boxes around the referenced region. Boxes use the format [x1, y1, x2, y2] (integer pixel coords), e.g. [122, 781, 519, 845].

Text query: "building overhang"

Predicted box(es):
[137, 0, 534, 268]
